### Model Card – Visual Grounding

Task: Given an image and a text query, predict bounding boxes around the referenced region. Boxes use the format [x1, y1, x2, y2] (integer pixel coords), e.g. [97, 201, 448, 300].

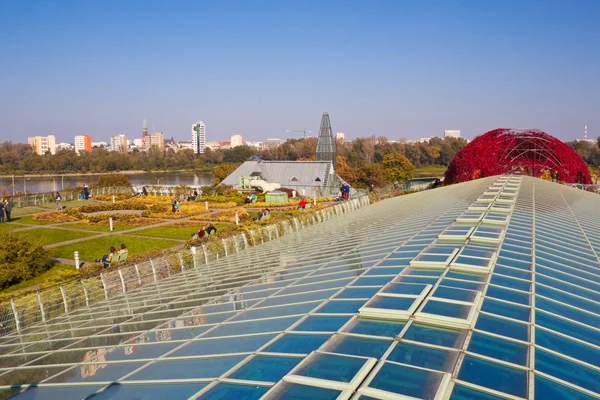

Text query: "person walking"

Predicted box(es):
[4, 199, 13, 222]
[171, 196, 177, 212]
[55, 192, 63, 210]
[0, 201, 4, 223]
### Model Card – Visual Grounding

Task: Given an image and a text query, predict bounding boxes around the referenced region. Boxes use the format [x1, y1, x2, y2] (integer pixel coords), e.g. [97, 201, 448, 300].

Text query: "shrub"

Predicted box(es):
[33, 211, 80, 223]
[191, 208, 249, 223]
[96, 174, 132, 187]
[94, 193, 131, 201]
[77, 202, 148, 213]
[0, 233, 54, 290]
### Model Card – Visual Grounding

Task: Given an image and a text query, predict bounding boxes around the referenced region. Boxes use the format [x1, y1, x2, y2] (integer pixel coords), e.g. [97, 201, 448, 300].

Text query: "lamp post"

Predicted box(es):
[12, 175, 15, 197]
[61, 176, 64, 191]
[23, 178, 30, 195]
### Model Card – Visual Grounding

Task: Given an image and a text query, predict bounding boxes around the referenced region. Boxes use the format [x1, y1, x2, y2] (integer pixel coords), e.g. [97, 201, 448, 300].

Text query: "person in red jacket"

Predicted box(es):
[298, 198, 307, 210]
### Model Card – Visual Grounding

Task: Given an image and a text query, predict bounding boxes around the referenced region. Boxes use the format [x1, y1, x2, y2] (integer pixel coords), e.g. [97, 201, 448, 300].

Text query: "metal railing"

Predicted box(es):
[0, 196, 371, 337]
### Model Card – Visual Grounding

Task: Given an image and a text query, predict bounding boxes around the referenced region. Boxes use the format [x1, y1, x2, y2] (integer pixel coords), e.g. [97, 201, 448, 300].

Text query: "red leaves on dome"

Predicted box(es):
[444, 129, 592, 184]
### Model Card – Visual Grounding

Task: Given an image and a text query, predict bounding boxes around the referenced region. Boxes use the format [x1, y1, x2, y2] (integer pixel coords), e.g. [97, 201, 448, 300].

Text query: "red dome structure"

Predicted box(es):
[444, 128, 592, 184]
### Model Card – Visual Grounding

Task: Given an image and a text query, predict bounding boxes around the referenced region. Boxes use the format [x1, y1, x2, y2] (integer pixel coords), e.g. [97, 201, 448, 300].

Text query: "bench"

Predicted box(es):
[110, 251, 128, 265]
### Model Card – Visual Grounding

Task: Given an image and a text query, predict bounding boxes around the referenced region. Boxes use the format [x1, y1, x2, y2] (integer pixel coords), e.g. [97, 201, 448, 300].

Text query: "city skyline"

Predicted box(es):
[1, 1, 598, 143]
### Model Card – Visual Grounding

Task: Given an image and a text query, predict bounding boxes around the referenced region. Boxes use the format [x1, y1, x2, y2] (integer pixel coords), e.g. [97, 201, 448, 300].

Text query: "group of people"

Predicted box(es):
[253, 208, 270, 221]
[191, 223, 217, 239]
[244, 193, 258, 204]
[96, 243, 128, 268]
[339, 183, 350, 200]
[186, 189, 199, 201]
[0, 199, 14, 223]
[80, 185, 90, 200]
[171, 196, 181, 213]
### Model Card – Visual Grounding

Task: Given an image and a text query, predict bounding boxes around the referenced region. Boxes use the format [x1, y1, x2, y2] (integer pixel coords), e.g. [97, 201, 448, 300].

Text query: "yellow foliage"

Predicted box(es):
[191, 208, 249, 223]
[540, 170, 552, 181]
[33, 211, 79, 223]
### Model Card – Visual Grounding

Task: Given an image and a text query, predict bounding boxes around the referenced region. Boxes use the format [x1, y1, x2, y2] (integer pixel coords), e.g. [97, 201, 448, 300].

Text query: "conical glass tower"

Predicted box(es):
[316, 112, 336, 170]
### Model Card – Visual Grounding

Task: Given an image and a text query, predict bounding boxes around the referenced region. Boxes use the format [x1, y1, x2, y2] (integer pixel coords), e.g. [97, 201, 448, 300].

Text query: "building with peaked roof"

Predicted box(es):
[2, 176, 600, 399]
[220, 160, 344, 196]
[316, 112, 336, 169]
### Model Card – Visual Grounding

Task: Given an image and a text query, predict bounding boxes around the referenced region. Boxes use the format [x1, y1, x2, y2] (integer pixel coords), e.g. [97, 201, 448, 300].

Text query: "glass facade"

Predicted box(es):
[1, 175, 600, 399]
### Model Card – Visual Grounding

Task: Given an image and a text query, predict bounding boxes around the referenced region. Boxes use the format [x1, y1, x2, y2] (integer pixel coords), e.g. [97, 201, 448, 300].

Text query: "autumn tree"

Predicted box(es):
[213, 163, 241, 185]
[382, 153, 415, 184]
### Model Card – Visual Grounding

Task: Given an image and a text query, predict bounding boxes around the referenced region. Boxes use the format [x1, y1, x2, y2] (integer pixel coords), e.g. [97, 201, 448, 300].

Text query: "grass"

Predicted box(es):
[0, 264, 79, 300]
[10, 228, 98, 247]
[65, 223, 140, 232]
[11, 215, 57, 225]
[134, 222, 232, 240]
[35, 199, 103, 209]
[415, 166, 447, 177]
[50, 235, 182, 262]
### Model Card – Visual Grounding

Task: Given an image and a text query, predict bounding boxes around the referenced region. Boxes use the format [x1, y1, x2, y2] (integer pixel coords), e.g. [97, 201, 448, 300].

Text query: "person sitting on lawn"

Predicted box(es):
[206, 223, 217, 235]
[251, 193, 257, 203]
[298, 198, 307, 210]
[119, 243, 127, 254]
[175, 201, 181, 212]
[253, 209, 264, 222]
[198, 227, 206, 238]
[97, 247, 117, 268]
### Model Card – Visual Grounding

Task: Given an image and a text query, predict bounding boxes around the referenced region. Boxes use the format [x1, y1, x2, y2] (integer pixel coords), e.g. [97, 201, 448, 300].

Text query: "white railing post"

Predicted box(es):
[109, 218, 113, 231]
[150, 259, 157, 283]
[10, 299, 20, 332]
[59, 286, 69, 314]
[37, 292, 46, 323]
[74, 251, 80, 270]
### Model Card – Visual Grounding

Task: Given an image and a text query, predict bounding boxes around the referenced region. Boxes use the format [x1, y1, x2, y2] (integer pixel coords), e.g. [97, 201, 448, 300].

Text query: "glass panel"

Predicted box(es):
[475, 314, 528, 341]
[128, 356, 246, 380]
[316, 300, 365, 314]
[369, 362, 444, 399]
[536, 348, 600, 394]
[433, 287, 478, 303]
[347, 319, 405, 338]
[450, 384, 508, 400]
[324, 335, 392, 358]
[458, 355, 527, 397]
[403, 324, 466, 348]
[199, 382, 268, 400]
[536, 328, 600, 368]
[365, 296, 416, 311]
[468, 332, 528, 365]
[229, 355, 301, 382]
[421, 300, 472, 319]
[91, 383, 208, 399]
[535, 375, 598, 400]
[45, 362, 146, 383]
[7, 386, 107, 400]
[204, 316, 300, 338]
[486, 287, 529, 305]
[381, 283, 427, 295]
[293, 316, 350, 333]
[387, 342, 458, 372]
[294, 353, 366, 383]
[264, 334, 330, 354]
[266, 382, 341, 400]
[335, 287, 380, 299]
[481, 299, 530, 322]
[168, 334, 277, 357]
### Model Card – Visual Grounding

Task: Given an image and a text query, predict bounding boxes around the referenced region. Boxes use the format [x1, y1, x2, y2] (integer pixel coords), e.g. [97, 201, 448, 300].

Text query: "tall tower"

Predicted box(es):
[316, 112, 336, 170]
[192, 121, 206, 154]
[142, 119, 148, 138]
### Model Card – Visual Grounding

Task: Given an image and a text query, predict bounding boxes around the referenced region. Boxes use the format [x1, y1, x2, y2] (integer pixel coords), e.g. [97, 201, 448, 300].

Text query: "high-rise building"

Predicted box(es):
[192, 121, 206, 154]
[444, 130, 461, 138]
[110, 135, 128, 153]
[143, 132, 165, 151]
[231, 134, 243, 148]
[27, 135, 56, 155]
[335, 132, 345, 143]
[142, 119, 149, 138]
[316, 112, 336, 169]
[74, 134, 92, 154]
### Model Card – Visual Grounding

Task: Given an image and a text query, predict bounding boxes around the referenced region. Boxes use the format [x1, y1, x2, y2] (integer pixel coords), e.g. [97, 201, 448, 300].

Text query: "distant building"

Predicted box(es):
[335, 132, 345, 143]
[110, 135, 128, 153]
[74, 134, 92, 154]
[245, 141, 264, 150]
[56, 142, 74, 151]
[265, 138, 282, 149]
[143, 132, 164, 151]
[231, 134, 243, 148]
[28, 135, 56, 155]
[192, 121, 206, 154]
[133, 138, 143, 147]
[316, 112, 336, 170]
[444, 130, 461, 139]
[178, 140, 194, 151]
[142, 119, 148, 138]
[92, 141, 107, 148]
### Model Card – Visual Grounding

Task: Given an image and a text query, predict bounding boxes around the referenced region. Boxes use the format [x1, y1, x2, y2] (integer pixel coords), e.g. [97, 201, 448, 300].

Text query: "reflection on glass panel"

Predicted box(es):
[387, 342, 458, 372]
[368, 362, 445, 399]
[294, 352, 366, 383]
[265, 382, 341, 400]
[536, 328, 600, 368]
[363, 296, 416, 311]
[204, 316, 300, 338]
[324, 335, 392, 358]
[335, 287, 380, 299]
[489, 275, 530, 292]
[433, 287, 478, 303]
[229, 301, 321, 322]
[257, 290, 337, 308]
[293, 316, 350, 332]
[169, 334, 277, 357]
[535, 374, 598, 400]
[475, 314, 528, 341]
[316, 300, 365, 314]
[481, 299, 530, 322]
[403, 324, 467, 348]
[346, 319, 405, 338]
[264, 334, 330, 354]
[450, 384, 507, 400]
[128, 356, 246, 380]
[421, 300, 472, 319]
[7, 386, 106, 400]
[458, 355, 527, 397]
[468, 332, 527, 366]
[229, 355, 301, 382]
[486, 286, 529, 305]
[199, 382, 268, 400]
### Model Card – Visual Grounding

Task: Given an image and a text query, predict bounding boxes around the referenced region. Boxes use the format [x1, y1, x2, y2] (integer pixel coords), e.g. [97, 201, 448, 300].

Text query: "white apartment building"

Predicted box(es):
[335, 132, 345, 143]
[110, 135, 128, 153]
[192, 121, 206, 154]
[230, 134, 243, 148]
[444, 130, 461, 138]
[27, 135, 56, 155]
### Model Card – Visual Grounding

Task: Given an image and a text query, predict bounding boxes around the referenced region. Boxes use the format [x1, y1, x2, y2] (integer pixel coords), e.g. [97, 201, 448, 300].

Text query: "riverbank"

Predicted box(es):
[0, 168, 213, 178]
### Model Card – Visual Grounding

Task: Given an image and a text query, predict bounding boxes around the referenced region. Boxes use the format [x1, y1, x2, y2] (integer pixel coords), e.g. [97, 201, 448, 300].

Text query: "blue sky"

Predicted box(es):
[1, 0, 598, 143]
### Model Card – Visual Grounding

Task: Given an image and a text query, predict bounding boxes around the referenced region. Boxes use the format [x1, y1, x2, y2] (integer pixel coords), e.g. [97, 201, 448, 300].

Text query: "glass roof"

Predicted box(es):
[1, 175, 600, 400]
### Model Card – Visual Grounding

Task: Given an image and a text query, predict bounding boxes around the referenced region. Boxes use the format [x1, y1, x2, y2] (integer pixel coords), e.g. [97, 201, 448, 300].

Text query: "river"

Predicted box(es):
[0, 172, 215, 195]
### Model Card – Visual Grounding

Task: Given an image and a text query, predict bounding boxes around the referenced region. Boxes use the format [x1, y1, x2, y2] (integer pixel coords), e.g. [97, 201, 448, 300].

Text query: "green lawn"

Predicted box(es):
[11, 228, 98, 247]
[0, 264, 79, 300]
[134, 223, 233, 240]
[50, 235, 181, 262]
[11, 215, 56, 225]
[65, 223, 140, 232]
[35, 199, 103, 209]
[415, 166, 447, 177]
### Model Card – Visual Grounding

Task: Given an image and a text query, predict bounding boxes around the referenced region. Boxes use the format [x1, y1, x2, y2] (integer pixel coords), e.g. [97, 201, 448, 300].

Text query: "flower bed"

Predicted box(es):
[190, 208, 249, 223]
